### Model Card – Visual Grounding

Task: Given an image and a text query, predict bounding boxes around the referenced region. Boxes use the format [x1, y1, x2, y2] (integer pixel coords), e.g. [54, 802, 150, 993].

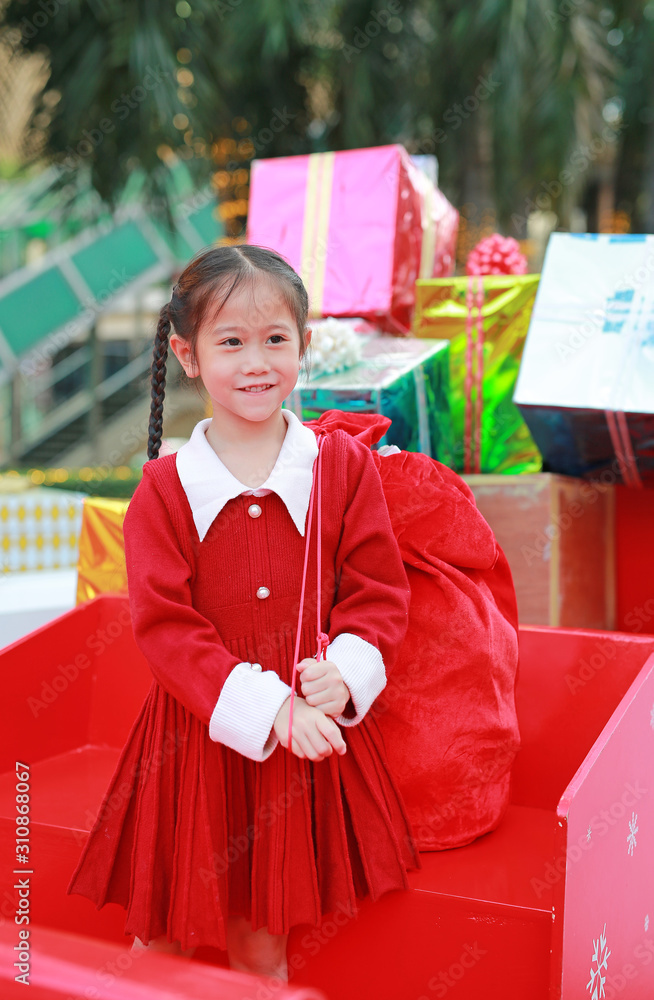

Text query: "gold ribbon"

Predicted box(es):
[419, 180, 438, 279]
[300, 152, 335, 317]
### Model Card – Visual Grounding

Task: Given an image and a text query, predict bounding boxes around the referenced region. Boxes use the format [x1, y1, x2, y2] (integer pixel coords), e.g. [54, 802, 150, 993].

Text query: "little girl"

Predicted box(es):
[67, 244, 420, 980]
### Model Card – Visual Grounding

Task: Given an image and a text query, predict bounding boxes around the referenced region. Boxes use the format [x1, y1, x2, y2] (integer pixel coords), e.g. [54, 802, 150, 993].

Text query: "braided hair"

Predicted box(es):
[146, 245, 310, 461]
[147, 302, 172, 460]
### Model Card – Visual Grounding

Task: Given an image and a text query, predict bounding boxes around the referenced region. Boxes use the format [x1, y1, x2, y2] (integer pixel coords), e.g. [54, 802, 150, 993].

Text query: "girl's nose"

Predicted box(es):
[242, 348, 271, 374]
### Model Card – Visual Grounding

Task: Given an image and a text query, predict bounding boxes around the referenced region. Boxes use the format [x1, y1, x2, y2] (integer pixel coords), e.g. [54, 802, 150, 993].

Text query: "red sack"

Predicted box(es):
[306, 410, 521, 850]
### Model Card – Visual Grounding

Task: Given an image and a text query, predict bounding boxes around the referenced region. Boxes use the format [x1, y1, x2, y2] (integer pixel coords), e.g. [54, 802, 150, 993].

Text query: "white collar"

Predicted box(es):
[175, 408, 319, 541]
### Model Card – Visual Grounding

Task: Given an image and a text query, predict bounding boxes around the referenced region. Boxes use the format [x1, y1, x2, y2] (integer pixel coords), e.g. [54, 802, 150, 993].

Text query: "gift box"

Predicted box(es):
[285, 335, 452, 460]
[75, 496, 129, 604]
[462, 472, 615, 628]
[514, 233, 654, 487]
[413, 274, 542, 474]
[0, 486, 85, 573]
[247, 144, 458, 333]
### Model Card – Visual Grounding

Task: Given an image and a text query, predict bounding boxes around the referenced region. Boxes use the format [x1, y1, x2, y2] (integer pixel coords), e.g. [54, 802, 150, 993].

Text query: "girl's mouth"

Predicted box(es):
[239, 385, 273, 393]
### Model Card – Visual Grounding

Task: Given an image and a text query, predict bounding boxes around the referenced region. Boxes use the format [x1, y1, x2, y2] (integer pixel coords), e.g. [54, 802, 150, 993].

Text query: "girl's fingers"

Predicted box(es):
[292, 739, 338, 761]
[292, 733, 315, 759]
[298, 659, 341, 685]
[305, 694, 336, 712]
[285, 699, 345, 760]
[294, 732, 331, 762]
[297, 666, 325, 685]
[301, 677, 344, 696]
[306, 730, 333, 758]
[304, 684, 347, 709]
[303, 687, 331, 706]
[299, 678, 324, 696]
[316, 716, 347, 755]
[311, 700, 341, 716]
[296, 658, 322, 677]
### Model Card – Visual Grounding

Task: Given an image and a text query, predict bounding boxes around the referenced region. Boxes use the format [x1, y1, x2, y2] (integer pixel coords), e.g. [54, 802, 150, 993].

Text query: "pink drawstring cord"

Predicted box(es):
[315, 428, 329, 659]
[287, 432, 328, 751]
[474, 276, 484, 474]
[464, 277, 474, 474]
[464, 275, 485, 474]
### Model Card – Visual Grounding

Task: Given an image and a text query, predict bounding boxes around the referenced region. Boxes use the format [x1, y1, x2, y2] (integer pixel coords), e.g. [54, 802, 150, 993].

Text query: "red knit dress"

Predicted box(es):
[66, 422, 421, 951]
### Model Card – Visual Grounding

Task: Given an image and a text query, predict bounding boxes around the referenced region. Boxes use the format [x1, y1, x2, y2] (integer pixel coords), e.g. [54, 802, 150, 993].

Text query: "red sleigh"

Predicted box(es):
[1, 592, 653, 998]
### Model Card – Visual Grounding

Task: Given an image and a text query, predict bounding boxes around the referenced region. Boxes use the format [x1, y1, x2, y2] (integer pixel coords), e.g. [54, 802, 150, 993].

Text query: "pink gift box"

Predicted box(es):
[247, 144, 456, 334]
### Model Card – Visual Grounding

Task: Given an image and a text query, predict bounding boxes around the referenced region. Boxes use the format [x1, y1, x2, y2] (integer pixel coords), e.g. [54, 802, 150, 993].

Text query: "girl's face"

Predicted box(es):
[170, 274, 310, 426]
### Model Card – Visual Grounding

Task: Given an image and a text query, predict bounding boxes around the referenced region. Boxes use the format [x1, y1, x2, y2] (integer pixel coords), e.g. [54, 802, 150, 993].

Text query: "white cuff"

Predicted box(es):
[209, 662, 292, 761]
[325, 633, 387, 727]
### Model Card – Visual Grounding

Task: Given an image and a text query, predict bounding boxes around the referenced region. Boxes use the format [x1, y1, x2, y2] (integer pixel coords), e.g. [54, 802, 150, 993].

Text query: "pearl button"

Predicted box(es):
[251, 662, 262, 671]
[256, 586, 270, 600]
[248, 503, 262, 518]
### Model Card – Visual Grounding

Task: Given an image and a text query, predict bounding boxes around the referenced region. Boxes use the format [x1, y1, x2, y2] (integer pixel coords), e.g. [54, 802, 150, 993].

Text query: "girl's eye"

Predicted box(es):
[220, 335, 286, 346]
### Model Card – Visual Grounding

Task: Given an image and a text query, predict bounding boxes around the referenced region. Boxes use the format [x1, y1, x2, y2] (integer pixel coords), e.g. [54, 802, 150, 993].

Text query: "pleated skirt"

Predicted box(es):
[66, 677, 421, 951]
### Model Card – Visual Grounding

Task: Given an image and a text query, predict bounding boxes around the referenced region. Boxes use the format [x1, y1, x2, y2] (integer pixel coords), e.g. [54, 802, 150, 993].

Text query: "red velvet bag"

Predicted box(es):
[306, 409, 521, 850]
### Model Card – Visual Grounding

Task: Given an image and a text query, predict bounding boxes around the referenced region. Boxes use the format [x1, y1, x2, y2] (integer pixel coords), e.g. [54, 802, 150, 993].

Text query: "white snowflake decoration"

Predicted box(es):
[586, 824, 592, 843]
[305, 318, 363, 377]
[587, 923, 611, 1000]
[645, 914, 650, 932]
[627, 812, 638, 856]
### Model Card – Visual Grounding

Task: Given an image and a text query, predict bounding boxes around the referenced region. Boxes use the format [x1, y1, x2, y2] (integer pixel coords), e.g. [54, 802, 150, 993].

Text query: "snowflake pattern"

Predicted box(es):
[587, 824, 592, 843]
[587, 923, 611, 1000]
[645, 915, 650, 932]
[627, 813, 639, 856]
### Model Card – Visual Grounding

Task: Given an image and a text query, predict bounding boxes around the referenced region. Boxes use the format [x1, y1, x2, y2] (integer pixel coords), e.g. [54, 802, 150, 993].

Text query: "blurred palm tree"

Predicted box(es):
[403, 0, 618, 238]
[1, 0, 228, 231]
[608, 0, 654, 232]
[0, 0, 634, 241]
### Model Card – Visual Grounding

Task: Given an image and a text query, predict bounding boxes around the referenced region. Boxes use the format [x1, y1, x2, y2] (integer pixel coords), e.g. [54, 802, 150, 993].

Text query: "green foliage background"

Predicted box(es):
[2, 0, 653, 234]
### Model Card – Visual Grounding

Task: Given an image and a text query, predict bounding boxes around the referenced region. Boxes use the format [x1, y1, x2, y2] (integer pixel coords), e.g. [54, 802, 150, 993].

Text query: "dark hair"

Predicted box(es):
[147, 244, 311, 460]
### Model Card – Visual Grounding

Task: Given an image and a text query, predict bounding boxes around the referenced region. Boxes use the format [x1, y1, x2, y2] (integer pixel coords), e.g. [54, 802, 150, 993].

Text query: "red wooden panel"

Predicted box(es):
[5, 597, 654, 1000]
[0, 602, 98, 772]
[0, 923, 327, 999]
[406, 804, 556, 911]
[552, 655, 654, 999]
[615, 485, 654, 634]
[511, 627, 654, 810]
[288, 888, 550, 1000]
[0, 595, 153, 773]
[0, 748, 128, 943]
[3, 747, 121, 835]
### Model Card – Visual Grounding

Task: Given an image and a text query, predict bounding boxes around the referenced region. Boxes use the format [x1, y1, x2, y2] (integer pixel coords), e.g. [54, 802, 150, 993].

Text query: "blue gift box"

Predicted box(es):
[514, 233, 654, 487]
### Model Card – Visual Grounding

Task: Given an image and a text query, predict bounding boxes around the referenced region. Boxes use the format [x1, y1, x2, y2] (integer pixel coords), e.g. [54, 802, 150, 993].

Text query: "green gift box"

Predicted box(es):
[413, 274, 542, 474]
[285, 334, 453, 459]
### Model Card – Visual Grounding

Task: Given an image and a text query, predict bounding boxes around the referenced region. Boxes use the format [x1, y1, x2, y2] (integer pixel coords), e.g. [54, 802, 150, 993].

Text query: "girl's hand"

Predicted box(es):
[296, 657, 351, 718]
[273, 696, 347, 761]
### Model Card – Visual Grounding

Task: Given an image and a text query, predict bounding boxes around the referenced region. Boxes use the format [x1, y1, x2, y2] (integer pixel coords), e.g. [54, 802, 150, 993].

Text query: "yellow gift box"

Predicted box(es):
[413, 274, 542, 474]
[75, 496, 130, 604]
